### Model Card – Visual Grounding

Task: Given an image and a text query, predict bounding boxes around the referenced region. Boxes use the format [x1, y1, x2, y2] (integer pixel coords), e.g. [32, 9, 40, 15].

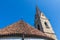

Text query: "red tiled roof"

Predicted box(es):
[0, 20, 53, 39]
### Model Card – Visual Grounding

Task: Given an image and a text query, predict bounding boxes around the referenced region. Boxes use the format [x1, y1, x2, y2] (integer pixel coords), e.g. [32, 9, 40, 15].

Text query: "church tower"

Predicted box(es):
[34, 7, 57, 40]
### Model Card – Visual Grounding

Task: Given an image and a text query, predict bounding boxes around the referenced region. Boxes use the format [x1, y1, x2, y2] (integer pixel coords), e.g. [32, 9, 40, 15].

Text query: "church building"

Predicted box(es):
[0, 7, 57, 40]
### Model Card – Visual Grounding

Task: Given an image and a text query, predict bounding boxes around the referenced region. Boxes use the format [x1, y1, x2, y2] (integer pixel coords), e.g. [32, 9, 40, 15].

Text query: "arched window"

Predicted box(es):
[37, 24, 40, 30]
[44, 22, 50, 28]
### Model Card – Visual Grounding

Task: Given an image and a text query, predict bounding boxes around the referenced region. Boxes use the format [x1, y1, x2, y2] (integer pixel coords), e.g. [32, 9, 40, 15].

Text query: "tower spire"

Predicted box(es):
[36, 0, 41, 15]
[36, 0, 38, 9]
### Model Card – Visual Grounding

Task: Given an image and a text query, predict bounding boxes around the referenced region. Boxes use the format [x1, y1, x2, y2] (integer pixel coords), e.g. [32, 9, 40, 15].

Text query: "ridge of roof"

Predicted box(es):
[0, 20, 54, 39]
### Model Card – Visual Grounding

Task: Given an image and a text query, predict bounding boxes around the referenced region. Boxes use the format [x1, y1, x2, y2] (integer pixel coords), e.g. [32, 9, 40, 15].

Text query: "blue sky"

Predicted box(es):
[0, 0, 60, 40]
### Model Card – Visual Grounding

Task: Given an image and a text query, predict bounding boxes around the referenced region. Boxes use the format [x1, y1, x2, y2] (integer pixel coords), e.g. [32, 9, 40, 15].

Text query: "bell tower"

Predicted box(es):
[34, 7, 44, 32]
[34, 7, 57, 40]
